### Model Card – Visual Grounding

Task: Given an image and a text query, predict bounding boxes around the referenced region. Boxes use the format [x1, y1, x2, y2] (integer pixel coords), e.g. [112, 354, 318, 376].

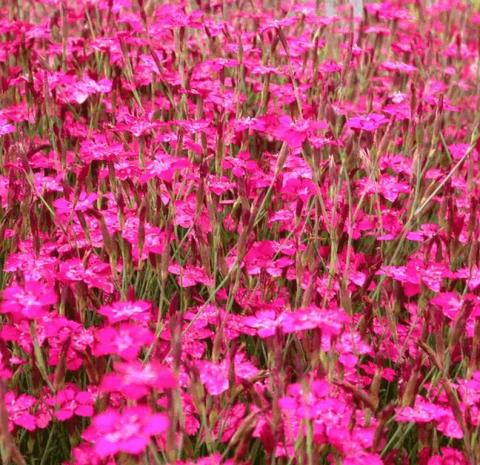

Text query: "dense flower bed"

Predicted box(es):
[0, 0, 479, 464]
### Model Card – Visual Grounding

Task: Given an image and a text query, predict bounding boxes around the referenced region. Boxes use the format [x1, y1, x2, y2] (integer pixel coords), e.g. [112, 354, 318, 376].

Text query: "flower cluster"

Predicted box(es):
[0, 0, 479, 464]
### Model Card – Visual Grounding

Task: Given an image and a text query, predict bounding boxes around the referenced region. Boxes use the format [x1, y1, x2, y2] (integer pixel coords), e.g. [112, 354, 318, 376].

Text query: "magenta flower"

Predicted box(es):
[141, 151, 191, 183]
[281, 306, 347, 337]
[0, 281, 56, 319]
[0, 0, 479, 462]
[343, 453, 383, 465]
[67, 443, 116, 465]
[53, 192, 98, 216]
[244, 310, 283, 338]
[271, 116, 308, 149]
[196, 360, 229, 396]
[168, 263, 214, 288]
[100, 361, 177, 400]
[57, 258, 114, 294]
[46, 385, 95, 421]
[97, 300, 152, 324]
[93, 324, 154, 360]
[430, 292, 463, 320]
[427, 447, 470, 465]
[395, 396, 463, 439]
[4, 391, 50, 432]
[346, 113, 389, 132]
[121, 217, 168, 261]
[213, 403, 247, 442]
[82, 406, 169, 457]
[380, 61, 418, 74]
[60, 76, 112, 104]
[157, 391, 200, 435]
[0, 116, 15, 136]
[79, 135, 125, 163]
[233, 352, 259, 381]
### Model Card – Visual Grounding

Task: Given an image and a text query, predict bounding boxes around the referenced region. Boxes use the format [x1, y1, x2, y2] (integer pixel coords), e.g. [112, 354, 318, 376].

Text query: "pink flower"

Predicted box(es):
[346, 113, 389, 132]
[98, 300, 152, 324]
[61, 76, 112, 104]
[233, 352, 259, 380]
[168, 263, 214, 288]
[395, 396, 444, 423]
[244, 310, 283, 338]
[5, 392, 50, 432]
[430, 292, 463, 320]
[380, 61, 417, 74]
[271, 116, 308, 149]
[0, 116, 15, 136]
[82, 406, 169, 457]
[395, 396, 463, 439]
[0, 352, 12, 379]
[270, 116, 327, 149]
[343, 453, 383, 465]
[427, 447, 469, 465]
[53, 192, 98, 215]
[1, 281, 57, 319]
[213, 403, 247, 442]
[281, 306, 347, 336]
[196, 360, 229, 396]
[120, 217, 168, 261]
[57, 258, 114, 294]
[100, 361, 177, 399]
[46, 385, 95, 421]
[157, 392, 200, 435]
[79, 135, 125, 163]
[67, 443, 116, 465]
[141, 152, 191, 183]
[93, 324, 154, 360]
